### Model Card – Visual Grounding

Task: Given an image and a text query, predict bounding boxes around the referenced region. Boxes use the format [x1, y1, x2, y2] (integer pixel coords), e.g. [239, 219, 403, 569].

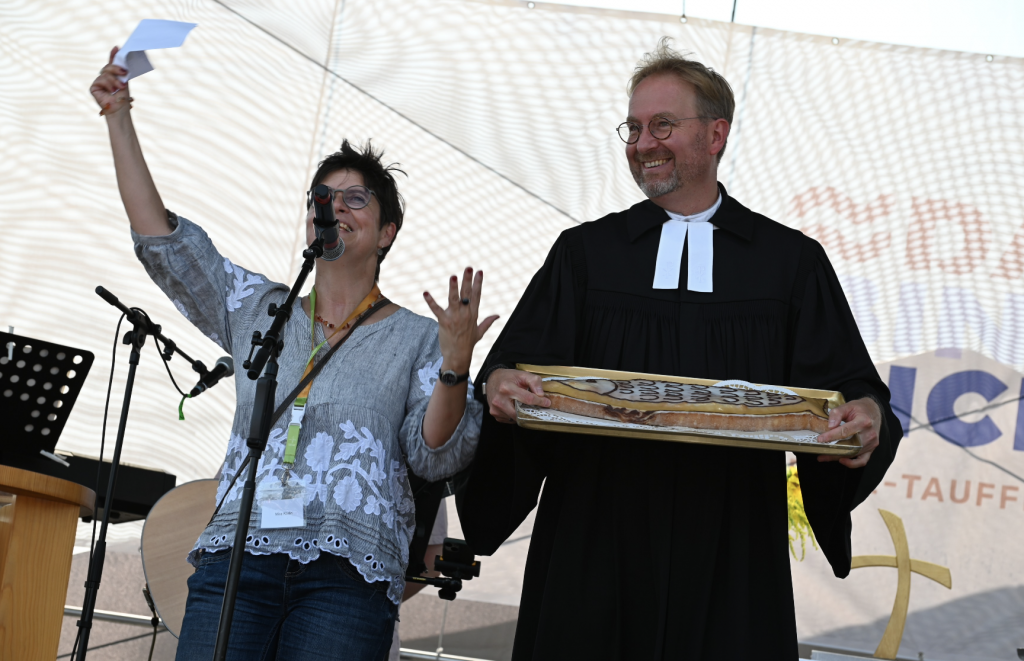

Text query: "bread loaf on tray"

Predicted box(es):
[542, 378, 831, 433]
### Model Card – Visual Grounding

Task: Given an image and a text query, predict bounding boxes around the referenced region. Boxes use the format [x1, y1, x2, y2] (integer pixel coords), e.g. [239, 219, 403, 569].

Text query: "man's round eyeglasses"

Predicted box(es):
[306, 185, 376, 210]
[616, 117, 708, 144]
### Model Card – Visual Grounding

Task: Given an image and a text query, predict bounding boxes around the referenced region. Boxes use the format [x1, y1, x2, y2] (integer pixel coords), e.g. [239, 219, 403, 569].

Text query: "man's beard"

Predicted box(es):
[634, 167, 682, 198]
[630, 134, 708, 200]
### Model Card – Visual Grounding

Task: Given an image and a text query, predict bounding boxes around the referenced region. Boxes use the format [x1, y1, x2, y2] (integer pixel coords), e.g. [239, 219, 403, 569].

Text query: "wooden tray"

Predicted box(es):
[514, 364, 861, 457]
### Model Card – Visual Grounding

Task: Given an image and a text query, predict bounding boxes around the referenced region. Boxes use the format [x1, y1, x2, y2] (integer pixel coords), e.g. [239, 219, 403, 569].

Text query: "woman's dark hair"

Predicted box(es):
[309, 140, 406, 279]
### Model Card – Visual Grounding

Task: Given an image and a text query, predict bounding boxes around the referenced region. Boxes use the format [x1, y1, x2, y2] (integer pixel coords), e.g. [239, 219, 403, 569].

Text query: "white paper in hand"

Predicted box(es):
[112, 19, 197, 83]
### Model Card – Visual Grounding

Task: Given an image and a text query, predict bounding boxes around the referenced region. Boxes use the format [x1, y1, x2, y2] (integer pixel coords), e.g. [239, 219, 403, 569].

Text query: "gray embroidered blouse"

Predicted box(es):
[132, 214, 482, 604]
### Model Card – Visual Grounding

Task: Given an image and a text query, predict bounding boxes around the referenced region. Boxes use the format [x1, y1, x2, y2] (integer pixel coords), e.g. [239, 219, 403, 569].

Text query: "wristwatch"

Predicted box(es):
[437, 368, 470, 387]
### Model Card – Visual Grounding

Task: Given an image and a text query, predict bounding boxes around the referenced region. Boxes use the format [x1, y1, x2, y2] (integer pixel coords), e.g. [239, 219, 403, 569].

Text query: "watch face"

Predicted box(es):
[439, 370, 457, 386]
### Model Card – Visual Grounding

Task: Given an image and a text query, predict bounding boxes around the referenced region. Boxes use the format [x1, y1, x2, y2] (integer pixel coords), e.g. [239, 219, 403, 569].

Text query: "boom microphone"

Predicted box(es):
[189, 356, 234, 397]
[312, 184, 345, 261]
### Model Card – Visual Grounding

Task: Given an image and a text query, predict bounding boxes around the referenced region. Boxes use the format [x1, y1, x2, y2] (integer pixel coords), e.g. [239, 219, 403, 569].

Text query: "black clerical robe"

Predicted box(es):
[457, 185, 902, 660]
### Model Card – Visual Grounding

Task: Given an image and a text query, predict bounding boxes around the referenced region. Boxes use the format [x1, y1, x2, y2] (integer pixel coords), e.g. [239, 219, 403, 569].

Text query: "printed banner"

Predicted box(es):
[794, 350, 1024, 660]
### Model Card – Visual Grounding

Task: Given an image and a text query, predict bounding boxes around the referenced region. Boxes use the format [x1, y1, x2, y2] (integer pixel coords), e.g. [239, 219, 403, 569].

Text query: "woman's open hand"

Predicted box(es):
[90, 46, 132, 116]
[423, 268, 498, 374]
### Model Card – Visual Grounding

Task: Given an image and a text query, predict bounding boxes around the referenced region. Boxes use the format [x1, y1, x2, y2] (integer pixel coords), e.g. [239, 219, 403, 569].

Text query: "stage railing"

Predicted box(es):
[64, 605, 164, 630]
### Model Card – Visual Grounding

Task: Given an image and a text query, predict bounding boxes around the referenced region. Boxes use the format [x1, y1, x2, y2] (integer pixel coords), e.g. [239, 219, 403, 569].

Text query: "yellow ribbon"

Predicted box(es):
[283, 284, 383, 465]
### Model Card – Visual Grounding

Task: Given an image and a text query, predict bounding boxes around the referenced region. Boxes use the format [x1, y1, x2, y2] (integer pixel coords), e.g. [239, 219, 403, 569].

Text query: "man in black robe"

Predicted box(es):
[457, 39, 901, 660]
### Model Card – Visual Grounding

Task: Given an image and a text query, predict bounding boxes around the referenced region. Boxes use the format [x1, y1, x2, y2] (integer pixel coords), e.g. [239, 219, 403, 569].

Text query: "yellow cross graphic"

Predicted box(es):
[851, 509, 952, 659]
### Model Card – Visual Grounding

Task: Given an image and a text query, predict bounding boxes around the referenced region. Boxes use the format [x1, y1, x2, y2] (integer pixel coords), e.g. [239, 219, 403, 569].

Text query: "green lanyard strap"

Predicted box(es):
[283, 286, 384, 465]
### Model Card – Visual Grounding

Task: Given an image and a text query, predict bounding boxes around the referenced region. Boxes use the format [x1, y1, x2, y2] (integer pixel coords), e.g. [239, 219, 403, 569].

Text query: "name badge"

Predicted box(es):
[258, 482, 306, 529]
[260, 497, 305, 529]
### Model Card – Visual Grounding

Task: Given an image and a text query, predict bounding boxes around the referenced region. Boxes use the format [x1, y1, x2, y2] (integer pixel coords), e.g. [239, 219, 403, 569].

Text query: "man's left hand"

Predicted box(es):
[815, 397, 881, 469]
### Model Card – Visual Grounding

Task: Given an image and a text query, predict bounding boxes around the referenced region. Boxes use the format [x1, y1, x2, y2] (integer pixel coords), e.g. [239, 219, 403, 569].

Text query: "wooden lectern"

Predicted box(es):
[0, 465, 95, 660]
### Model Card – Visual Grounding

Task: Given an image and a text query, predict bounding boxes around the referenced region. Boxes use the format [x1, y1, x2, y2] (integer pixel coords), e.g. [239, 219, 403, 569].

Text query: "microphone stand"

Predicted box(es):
[212, 238, 323, 660]
[75, 287, 204, 661]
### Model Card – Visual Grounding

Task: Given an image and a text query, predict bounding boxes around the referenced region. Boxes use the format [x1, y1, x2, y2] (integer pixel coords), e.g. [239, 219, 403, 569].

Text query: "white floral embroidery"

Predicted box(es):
[335, 421, 384, 461]
[266, 428, 286, 456]
[417, 358, 474, 400]
[305, 432, 334, 471]
[256, 453, 281, 474]
[417, 357, 443, 396]
[368, 461, 387, 484]
[217, 431, 294, 508]
[172, 299, 189, 318]
[300, 432, 334, 504]
[327, 421, 393, 519]
[227, 432, 246, 456]
[334, 475, 363, 512]
[224, 261, 264, 312]
[389, 461, 413, 516]
[250, 428, 290, 496]
[388, 460, 414, 563]
[255, 455, 284, 492]
[364, 494, 385, 516]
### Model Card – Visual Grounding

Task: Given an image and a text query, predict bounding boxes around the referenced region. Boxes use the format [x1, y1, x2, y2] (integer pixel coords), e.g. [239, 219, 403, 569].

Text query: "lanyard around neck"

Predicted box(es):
[283, 284, 383, 467]
[307, 285, 382, 367]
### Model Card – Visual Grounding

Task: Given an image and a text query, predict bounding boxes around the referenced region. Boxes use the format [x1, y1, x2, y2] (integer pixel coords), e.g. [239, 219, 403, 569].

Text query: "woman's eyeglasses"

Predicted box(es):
[306, 185, 376, 210]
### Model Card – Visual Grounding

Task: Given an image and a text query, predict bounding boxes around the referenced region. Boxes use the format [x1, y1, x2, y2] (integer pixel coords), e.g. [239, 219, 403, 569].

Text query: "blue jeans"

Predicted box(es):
[175, 550, 397, 661]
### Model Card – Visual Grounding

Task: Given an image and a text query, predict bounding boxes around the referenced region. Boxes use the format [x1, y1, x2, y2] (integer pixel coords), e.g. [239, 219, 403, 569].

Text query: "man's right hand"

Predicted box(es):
[485, 369, 551, 424]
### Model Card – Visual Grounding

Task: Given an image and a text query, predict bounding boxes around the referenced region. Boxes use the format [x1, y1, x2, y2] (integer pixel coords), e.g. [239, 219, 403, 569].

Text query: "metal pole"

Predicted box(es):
[75, 338, 142, 660]
[211, 446, 262, 659]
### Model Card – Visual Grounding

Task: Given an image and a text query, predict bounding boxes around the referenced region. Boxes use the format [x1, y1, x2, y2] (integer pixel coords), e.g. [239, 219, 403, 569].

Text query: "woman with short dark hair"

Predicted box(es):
[91, 47, 495, 660]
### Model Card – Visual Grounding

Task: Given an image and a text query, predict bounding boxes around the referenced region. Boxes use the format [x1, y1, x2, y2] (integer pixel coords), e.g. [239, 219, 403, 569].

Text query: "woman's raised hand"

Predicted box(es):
[91, 45, 167, 235]
[90, 46, 132, 116]
[423, 268, 498, 374]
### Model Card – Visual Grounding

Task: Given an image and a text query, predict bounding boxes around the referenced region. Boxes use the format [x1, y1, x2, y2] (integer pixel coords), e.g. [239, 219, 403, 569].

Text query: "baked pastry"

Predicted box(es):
[542, 378, 830, 433]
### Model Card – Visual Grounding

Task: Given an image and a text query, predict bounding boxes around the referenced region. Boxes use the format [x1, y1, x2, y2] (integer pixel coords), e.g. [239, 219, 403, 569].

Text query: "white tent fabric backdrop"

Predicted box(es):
[2, 0, 1022, 657]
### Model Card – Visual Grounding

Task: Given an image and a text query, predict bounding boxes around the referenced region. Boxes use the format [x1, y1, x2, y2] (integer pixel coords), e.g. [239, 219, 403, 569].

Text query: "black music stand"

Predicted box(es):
[0, 331, 94, 472]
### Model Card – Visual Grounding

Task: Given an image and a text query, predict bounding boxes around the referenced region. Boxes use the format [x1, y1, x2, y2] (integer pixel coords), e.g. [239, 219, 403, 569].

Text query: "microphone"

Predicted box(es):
[312, 184, 345, 261]
[189, 356, 234, 397]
